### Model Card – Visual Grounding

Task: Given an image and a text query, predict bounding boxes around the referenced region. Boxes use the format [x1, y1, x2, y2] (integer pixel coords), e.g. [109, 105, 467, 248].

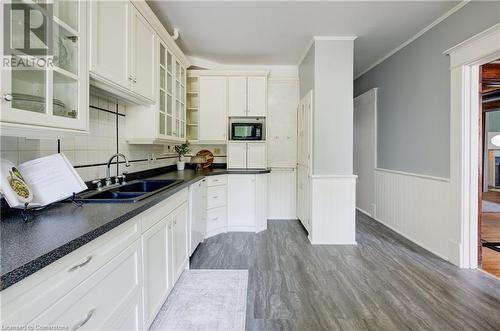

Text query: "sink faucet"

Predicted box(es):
[106, 153, 130, 186]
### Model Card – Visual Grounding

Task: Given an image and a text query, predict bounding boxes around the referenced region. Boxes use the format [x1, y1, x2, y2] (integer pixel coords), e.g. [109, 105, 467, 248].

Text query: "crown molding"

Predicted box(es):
[354, 0, 470, 80]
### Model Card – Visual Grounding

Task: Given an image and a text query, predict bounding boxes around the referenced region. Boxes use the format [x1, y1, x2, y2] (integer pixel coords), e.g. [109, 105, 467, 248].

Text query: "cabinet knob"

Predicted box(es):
[3, 94, 13, 102]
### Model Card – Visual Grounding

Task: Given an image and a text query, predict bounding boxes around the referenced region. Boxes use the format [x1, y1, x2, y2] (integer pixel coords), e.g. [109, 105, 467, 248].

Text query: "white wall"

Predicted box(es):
[313, 39, 354, 176]
[354, 89, 377, 216]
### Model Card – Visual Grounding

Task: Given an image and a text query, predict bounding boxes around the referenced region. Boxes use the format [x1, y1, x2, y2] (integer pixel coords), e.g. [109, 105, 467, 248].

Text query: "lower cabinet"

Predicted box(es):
[205, 175, 228, 238]
[32, 239, 143, 330]
[143, 201, 188, 330]
[171, 202, 189, 284]
[0, 189, 189, 331]
[142, 216, 172, 328]
[227, 174, 268, 232]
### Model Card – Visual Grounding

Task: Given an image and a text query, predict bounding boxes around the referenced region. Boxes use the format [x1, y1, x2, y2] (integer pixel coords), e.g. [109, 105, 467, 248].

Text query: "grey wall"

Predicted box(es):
[298, 45, 315, 99]
[354, 1, 500, 178]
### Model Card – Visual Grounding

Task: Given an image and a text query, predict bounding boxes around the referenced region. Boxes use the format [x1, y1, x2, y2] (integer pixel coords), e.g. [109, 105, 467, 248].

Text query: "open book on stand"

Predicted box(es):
[0, 153, 87, 209]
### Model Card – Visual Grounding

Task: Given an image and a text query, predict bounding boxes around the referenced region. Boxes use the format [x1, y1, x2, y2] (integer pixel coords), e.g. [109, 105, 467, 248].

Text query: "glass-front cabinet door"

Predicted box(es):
[157, 38, 186, 142]
[0, 0, 88, 132]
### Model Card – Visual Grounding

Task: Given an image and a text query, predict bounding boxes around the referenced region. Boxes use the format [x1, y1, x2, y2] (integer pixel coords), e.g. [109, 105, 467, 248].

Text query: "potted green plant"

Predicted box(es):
[174, 141, 191, 170]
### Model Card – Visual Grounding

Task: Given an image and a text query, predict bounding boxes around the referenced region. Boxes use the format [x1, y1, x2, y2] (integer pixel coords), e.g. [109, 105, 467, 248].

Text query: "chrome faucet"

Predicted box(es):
[106, 153, 130, 186]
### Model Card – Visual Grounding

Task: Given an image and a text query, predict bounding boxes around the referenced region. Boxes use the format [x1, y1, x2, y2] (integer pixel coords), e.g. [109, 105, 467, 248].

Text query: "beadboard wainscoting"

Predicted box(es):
[372, 168, 454, 262]
[309, 175, 357, 245]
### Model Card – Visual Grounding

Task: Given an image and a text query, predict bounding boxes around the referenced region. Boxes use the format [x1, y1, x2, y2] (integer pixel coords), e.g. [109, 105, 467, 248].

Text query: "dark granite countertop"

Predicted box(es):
[1, 167, 270, 290]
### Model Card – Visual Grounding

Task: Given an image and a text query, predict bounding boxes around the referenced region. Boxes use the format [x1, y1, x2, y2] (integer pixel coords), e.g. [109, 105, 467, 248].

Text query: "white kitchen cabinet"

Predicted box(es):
[227, 76, 267, 117]
[189, 179, 207, 256]
[228, 142, 267, 169]
[0, 0, 89, 134]
[267, 79, 298, 167]
[142, 217, 171, 329]
[228, 142, 248, 168]
[228, 175, 256, 231]
[172, 202, 189, 284]
[129, 6, 156, 101]
[89, 0, 130, 90]
[199, 76, 227, 142]
[268, 168, 297, 220]
[228, 77, 247, 117]
[247, 77, 267, 117]
[90, 1, 156, 103]
[31, 239, 143, 331]
[247, 142, 267, 168]
[227, 174, 268, 232]
[205, 175, 227, 238]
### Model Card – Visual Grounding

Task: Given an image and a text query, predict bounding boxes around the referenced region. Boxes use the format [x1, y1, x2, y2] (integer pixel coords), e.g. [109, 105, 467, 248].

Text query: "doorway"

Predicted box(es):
[479, 59, 500, 278]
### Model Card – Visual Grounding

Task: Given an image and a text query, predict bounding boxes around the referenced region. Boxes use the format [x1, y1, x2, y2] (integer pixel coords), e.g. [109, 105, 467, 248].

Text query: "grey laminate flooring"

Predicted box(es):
[190, 212, 500, 331]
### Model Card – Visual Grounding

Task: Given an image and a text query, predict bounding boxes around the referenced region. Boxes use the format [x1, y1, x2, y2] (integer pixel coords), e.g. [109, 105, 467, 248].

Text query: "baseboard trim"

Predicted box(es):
[371, 215, 450, 262]
[355, 207, 372, 217]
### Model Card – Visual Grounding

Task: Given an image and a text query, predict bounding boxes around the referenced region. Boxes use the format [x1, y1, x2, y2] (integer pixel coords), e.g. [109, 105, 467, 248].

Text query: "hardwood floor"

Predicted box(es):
[481, 191, 500, 277]
[190, 212, 500, 330]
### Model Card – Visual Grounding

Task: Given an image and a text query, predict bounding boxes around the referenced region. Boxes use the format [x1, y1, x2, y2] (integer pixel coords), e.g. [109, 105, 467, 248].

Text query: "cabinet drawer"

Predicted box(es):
[1, 217, 141, 327]
[206, 175, 227, 187]
[31, 239, 143, 330]
[206, 206, 227, 231]
[207, 186, 227, 209]
[141, 188, 188, 231]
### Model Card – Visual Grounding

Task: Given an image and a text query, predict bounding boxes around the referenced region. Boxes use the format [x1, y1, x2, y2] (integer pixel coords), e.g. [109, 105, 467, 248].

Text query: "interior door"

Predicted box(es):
[228, 77, 247, 116]
[199, 76, 227, 141]
[130, 7, 155, 101]
[247, 77, 266, 117]
[90, 1, 130, 89]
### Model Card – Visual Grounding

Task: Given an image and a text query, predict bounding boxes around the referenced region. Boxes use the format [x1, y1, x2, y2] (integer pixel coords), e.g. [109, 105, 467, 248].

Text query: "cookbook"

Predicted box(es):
[0, 153, 87, 209]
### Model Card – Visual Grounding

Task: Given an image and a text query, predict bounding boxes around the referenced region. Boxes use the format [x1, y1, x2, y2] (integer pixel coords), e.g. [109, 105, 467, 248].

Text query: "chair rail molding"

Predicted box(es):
[445, 23, 500, 268]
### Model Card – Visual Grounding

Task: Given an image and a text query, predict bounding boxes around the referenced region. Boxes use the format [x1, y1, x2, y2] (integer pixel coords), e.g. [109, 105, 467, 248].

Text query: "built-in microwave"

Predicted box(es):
[231, 122, 263, 140]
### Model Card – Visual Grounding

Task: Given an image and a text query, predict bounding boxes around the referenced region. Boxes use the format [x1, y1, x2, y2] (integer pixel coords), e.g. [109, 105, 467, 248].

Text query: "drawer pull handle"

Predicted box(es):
[212, 217, 219, 221]
[71, 308, 95, 331]
[213, 179, 219, 182]
[69, 256, 92, 272]
[213, 196, 218, 199]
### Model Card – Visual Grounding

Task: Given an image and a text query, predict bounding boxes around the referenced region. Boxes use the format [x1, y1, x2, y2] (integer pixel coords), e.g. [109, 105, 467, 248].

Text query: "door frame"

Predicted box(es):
[445, 23, 500, 268]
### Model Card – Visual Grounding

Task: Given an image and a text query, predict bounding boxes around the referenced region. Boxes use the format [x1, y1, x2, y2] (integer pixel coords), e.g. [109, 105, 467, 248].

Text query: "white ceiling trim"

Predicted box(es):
[354, 0, 470, 80]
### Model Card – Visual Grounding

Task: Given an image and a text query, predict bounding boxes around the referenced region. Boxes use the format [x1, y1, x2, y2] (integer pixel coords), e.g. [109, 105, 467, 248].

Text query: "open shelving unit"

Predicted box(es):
[186, 75, 199, 142]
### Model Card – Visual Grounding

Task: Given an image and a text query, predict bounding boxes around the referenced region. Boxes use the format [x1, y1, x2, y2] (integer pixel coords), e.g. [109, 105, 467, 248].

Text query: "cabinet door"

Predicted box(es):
[247, 77, 266, 117]
[31, 240, 143, 331]
[142, 217, 171, 329]
[172, 203, 188, 283]
[227, 175, 256, 231]
[130, 7, 156, 101]
[227, 142, 247, 169]
[228, 77, 247, 117]
[189, 180, 207, 256]
[199, 76, 227, 141]
[90, 1, 130, 89]
[247, 142, 267, 169]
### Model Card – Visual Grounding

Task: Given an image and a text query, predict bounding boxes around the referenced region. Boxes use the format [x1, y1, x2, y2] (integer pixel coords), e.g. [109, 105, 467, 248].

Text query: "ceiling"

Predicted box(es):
[147, 1, 461, 77]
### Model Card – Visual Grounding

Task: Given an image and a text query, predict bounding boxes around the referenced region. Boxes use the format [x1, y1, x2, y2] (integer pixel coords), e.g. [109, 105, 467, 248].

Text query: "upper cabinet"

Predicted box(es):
[89, 1, 155, 103]
[228, 76, 267, 117]
[199, 76, 227, 142]
[0, 0, 89, 134]
[129, 6, 156, 101]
